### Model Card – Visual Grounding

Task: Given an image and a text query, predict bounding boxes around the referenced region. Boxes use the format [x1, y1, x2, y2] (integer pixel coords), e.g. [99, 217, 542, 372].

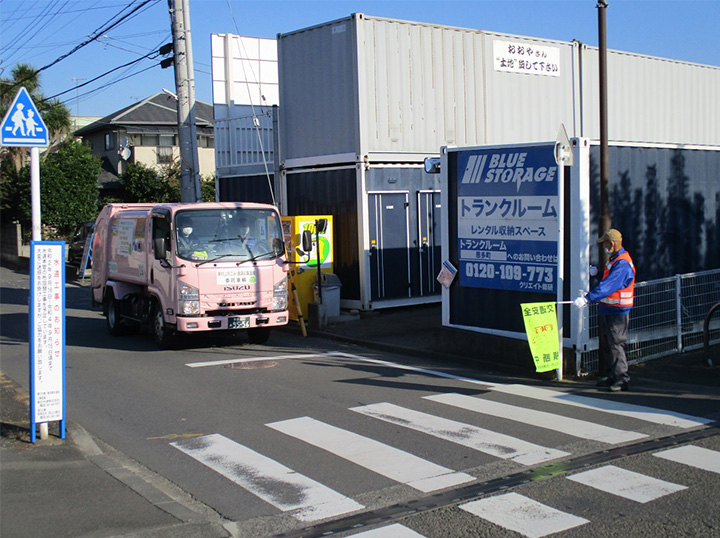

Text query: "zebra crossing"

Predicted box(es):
[169, 381, 717, 536]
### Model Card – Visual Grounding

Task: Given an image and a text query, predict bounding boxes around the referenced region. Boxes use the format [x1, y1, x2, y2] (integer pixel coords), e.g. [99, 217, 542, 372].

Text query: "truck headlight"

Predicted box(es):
[179, 281, 200, 315]
[272, 278, 288, 312]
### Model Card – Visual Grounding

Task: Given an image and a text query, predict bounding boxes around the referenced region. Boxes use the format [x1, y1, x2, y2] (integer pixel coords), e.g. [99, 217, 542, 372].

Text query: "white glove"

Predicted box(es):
[573, 296, 588, 308]
[589, 265, 598, 277]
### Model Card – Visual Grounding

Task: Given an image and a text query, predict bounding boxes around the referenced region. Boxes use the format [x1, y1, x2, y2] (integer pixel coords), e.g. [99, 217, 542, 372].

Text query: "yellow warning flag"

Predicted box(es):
[520, 302, 561, 373]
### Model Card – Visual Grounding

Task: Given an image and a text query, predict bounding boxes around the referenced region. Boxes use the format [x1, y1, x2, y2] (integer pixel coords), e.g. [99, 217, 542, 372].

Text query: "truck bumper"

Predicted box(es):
[175, 311, 289, 332]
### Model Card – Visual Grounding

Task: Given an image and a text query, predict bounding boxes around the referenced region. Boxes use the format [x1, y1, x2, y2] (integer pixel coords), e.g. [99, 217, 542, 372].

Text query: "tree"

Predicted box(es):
[1, 140, 100, 234]
[201, 174, 216, 202]
[120, 161, 181, 203]
[119, 160, 214, 203]
[120, 162, 167, 202]
[39, 140, 101, 232]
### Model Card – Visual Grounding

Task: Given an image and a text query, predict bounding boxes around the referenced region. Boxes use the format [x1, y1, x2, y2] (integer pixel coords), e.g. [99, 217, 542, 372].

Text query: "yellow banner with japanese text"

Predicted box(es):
[520, 302, 560, 373]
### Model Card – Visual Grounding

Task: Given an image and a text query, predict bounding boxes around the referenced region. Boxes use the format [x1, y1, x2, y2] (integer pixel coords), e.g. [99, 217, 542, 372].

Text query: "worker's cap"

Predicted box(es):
[597, 228, 622, 243]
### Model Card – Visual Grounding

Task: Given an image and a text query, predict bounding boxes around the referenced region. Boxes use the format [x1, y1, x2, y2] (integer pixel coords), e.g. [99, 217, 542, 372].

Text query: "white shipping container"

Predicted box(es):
[277, 13, 720, 166]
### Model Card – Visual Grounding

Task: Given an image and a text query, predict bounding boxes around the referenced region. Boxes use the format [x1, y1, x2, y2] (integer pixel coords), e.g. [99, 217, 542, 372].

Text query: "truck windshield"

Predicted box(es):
[174, 208, 285, 263]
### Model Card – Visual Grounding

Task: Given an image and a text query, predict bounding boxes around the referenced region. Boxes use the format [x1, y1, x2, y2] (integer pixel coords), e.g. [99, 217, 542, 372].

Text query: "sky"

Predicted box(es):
[1, 0, 719, 118]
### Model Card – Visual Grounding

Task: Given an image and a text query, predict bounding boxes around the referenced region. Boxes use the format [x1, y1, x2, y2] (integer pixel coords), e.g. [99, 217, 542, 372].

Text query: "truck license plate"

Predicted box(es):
[228, 317, 250, 329]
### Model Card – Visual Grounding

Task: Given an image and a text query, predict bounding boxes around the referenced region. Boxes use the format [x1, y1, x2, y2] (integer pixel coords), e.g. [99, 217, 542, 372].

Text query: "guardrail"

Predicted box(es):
[580, 268, 720, 373]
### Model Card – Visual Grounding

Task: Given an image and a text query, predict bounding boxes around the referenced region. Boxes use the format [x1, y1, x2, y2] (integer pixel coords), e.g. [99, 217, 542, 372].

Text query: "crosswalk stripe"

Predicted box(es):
[425, 393, 648, 444]
[351, 402, 569, 465]
[333, 353, 711, 429]
[170, 433, 363, 522]
[654, 445, 720, 474]
[488, 384, 711, 428]
[347, 523, 426, 537]
[460, 492, 589, 538]
[567, 465, 687, 502]
[266, 417, 475, 493]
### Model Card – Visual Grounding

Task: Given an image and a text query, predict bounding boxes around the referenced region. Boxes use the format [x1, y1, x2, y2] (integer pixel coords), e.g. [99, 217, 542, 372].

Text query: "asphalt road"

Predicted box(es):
[1, 264, 719, 537]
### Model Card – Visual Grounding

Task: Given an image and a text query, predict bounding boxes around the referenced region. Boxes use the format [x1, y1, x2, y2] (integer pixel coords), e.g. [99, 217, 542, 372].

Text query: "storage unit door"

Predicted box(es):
[368, 192, 411, 301]
[417, 190, 442, 297]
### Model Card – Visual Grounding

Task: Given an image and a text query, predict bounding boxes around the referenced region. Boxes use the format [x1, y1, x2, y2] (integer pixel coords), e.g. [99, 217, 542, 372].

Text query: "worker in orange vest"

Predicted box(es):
[573, 229, 635, 392]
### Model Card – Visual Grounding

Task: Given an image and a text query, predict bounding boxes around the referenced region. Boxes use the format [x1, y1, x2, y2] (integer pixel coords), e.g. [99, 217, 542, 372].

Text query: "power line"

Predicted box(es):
[1, 2, 133, 23]
[64, 63, 160, 107]
[42, 48, 161, 101]
[0, 0, 159, 97]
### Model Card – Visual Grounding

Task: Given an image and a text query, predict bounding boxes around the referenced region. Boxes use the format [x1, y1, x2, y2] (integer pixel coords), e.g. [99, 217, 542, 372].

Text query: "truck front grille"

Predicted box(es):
[205, 307, 267, 317]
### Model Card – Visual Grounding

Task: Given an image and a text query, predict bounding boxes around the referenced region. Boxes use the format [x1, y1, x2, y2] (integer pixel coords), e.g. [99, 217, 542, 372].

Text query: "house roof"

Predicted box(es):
[74, 92, 214, 135]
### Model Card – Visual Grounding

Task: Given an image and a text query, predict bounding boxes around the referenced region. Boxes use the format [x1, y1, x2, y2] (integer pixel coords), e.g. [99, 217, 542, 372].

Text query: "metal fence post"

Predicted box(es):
[675, 274, 683, 352]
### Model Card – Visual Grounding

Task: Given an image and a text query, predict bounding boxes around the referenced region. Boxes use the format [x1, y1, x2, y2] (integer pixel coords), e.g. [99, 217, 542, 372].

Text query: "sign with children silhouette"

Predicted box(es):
[1, 87, 49, 147]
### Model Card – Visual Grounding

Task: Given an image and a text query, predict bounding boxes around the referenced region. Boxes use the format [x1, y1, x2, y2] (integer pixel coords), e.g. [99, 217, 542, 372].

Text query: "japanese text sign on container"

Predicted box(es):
[493, 39, 560, 77]
[520, 302, 561, 373]
[457, 144, 559, 293]
[30, 241, 66, 442]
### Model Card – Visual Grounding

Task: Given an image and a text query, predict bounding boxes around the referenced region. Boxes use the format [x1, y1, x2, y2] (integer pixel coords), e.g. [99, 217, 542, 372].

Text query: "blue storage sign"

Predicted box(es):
[456, 144, 559, 293]
[0, 87, 49, 147]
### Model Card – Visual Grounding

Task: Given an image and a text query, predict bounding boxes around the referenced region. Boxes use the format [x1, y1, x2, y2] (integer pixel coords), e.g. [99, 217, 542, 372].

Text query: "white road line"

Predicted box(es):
[170, 433, 363, 522]
[460, 493, 589, 538]
[567, 465, 687, 503]
[348, 524, 426, 537]
[488, 384, 712, 428]
[185, 352, 334, 368]
[332, 352, 499, 387]
[425, 393, 648, 444]
[351, 402, 569, 466]
[266, 416, 475, 493]
[654, 445, 720, 474]
[334, 353, 711, 429]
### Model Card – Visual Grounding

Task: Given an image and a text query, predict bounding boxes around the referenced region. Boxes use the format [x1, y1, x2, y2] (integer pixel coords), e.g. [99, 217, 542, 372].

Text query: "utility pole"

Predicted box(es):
[597, 0, 611, 376]
[597, 0, 611, 254]
[168, 0, 201, 202]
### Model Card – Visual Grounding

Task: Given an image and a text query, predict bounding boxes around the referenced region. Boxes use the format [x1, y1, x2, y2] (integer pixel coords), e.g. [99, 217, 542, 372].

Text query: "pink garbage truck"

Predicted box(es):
[91, 202, 289, 348]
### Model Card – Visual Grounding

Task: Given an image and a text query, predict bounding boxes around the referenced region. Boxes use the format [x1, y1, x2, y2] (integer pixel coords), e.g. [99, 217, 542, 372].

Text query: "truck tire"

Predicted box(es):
[152, 303, 174, 349]
[106, 294, 126, 336]
[248, 327, 271, 344]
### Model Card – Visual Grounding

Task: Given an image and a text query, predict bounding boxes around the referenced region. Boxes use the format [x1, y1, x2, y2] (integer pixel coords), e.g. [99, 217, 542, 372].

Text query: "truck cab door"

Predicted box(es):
[151, 213, 175, 319]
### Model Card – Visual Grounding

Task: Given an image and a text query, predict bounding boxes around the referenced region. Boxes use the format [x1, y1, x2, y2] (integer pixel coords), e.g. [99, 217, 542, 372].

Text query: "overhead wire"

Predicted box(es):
[61, 34, 169, 109]
[0, 0, 160, 97]
[42, 48, 161, 101]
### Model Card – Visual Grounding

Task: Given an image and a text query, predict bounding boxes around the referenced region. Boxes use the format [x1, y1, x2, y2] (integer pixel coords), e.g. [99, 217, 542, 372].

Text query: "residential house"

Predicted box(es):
[74, 92, 215, 198]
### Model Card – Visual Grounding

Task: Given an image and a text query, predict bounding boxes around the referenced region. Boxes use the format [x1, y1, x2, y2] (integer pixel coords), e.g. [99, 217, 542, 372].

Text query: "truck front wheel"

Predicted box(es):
[247, 327, 271, 344]
[152, 304, 174, 349]
[106, 295, 126, 336]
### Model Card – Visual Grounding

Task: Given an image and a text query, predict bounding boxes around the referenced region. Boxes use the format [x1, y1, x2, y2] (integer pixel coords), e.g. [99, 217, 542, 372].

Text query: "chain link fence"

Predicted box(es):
[580, 268, 720, 373]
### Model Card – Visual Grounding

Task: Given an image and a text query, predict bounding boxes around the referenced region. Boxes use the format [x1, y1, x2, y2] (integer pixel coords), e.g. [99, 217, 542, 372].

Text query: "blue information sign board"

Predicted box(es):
[456, 144, 559, 293]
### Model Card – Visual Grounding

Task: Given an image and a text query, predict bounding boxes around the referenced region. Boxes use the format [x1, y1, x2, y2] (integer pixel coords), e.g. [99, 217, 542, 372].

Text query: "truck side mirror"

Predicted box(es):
[153, 237, 166, 260]
[301, 230, 313, 252]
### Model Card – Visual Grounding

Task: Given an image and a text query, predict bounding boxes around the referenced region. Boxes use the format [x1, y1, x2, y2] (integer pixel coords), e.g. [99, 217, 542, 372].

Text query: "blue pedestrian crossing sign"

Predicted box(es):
[1, 87, 49, 147]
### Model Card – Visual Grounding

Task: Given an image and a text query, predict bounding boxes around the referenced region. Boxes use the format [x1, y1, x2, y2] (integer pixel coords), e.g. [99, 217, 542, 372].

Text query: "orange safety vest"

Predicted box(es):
[599, 251, 635, 308]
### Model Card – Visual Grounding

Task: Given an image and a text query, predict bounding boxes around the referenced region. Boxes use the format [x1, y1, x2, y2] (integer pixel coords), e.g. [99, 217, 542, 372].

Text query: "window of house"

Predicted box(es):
[142, 134, 159, 146]
[198, 135, 214, 148]
[159, 134, 174, 147]
[104, 132, 115, 151]
[157, 146, 174, 164]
